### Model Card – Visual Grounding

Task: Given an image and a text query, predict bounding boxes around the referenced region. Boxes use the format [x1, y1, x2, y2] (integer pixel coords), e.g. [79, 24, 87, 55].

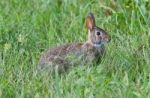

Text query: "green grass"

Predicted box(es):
[0, 0, 150, 98]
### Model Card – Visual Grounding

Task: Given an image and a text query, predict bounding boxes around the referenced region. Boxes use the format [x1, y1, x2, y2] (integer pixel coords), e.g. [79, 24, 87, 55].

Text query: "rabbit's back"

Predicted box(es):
[39, 43, 83, 65]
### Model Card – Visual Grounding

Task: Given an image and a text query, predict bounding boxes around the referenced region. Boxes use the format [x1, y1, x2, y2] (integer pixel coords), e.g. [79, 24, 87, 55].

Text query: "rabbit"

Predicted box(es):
[38, 13, 111, 73]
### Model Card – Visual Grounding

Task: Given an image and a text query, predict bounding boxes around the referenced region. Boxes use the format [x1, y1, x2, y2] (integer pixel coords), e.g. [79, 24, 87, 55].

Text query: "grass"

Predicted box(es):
[0, 0, 150, 98]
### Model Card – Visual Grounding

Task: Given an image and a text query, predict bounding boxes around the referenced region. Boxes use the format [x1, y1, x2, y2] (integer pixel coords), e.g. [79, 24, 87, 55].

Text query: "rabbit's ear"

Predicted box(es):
[86, 13, 96, 30]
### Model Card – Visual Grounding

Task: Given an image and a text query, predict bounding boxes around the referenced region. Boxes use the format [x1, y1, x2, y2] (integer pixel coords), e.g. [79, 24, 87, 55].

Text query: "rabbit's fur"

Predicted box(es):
[39, 13, 111, 73]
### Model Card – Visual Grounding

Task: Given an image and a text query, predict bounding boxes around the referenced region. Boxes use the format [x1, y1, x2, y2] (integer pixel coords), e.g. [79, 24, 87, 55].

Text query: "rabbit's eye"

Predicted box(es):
[96, 32, 101, 36]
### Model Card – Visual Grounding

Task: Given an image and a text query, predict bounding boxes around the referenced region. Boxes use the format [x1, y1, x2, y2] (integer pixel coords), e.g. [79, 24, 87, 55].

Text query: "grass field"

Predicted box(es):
[0, 0, 150, 98]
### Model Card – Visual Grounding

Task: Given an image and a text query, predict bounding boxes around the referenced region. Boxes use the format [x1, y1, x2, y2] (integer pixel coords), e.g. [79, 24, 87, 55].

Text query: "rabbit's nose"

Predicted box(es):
[104, 35, 111, 42]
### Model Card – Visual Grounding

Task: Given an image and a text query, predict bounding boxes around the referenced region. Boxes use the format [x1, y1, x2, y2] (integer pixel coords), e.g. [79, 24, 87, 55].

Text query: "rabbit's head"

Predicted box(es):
[86, 13, 111, 47]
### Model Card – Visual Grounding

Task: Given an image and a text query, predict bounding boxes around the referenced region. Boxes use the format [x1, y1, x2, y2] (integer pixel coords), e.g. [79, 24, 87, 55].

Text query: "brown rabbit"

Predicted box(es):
[38, 13, 111, 73]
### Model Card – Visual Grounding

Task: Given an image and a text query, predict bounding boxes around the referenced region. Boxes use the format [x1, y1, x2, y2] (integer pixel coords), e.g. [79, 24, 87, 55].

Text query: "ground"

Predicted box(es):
[0, 0, 150, 98]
